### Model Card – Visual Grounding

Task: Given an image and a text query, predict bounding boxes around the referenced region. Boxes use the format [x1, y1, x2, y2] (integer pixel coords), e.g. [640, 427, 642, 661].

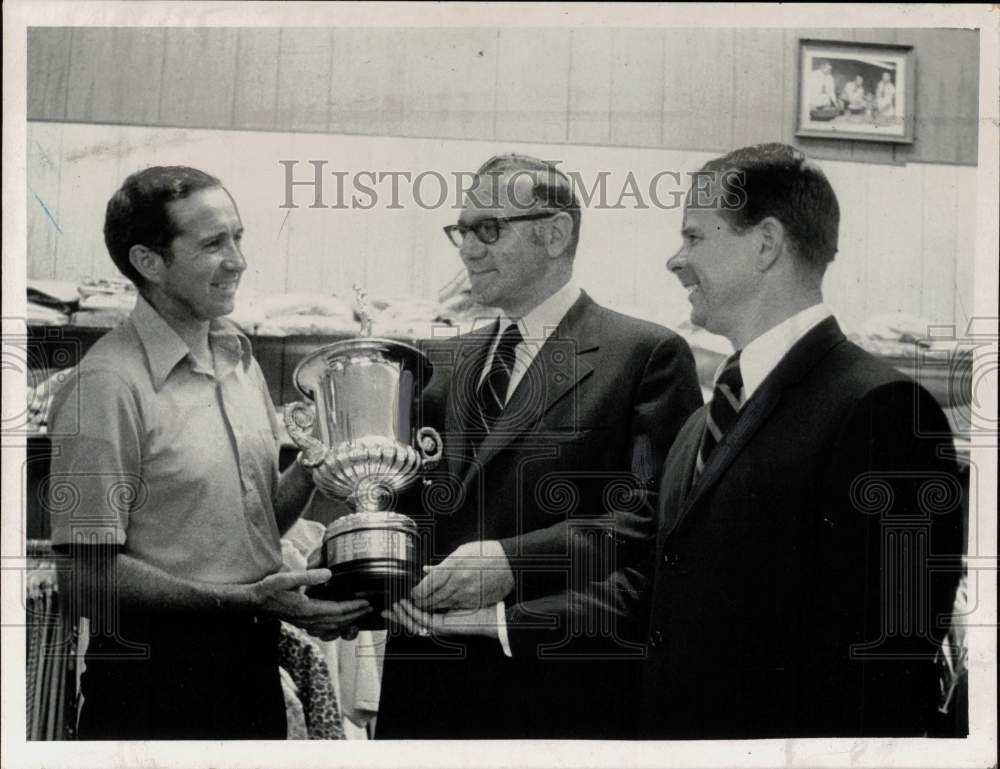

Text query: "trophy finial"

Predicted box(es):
[353, 283, 373, 337]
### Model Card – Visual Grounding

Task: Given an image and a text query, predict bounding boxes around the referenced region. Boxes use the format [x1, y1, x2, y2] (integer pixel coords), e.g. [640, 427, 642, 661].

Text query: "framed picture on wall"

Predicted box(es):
[796, 39, 915, 143]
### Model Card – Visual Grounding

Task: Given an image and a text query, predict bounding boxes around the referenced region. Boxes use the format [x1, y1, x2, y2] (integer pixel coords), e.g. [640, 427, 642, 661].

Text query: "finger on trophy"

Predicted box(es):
[383, 601, 430, 637]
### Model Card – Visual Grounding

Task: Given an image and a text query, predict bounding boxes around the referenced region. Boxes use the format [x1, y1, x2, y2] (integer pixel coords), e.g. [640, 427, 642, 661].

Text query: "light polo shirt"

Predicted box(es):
[49, 296, 283, 584]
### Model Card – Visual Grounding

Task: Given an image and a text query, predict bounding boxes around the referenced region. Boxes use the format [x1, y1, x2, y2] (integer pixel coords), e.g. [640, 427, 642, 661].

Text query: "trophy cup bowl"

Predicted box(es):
[284, 337, 441, 627]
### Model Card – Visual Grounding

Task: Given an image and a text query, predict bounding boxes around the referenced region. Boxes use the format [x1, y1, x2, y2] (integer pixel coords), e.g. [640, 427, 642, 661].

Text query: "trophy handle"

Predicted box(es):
[283, 401, 329, 468]
[416, 426, 443, 470]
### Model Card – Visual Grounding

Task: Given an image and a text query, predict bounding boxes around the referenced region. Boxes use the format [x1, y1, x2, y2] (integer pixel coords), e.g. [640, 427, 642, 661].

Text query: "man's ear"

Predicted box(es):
[129, 244, 166, 286]
[755, 217, 785, 271]
[543, 211, 573, 258]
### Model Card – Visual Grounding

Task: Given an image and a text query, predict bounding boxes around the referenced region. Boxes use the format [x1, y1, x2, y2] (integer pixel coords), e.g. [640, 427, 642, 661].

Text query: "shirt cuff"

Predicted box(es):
[496, 601, 513, 658]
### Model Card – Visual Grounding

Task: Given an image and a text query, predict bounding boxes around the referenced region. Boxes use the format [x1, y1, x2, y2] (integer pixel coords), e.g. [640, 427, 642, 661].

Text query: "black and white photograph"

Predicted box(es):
[2, 3, 997, 769]
[796, 39, 916, 142]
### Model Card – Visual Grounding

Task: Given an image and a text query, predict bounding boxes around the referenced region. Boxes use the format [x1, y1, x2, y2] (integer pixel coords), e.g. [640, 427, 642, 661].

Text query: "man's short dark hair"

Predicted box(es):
[104, 166, 221, 289]
[474, 153, 582, 257]
[699, 143, 840, 272]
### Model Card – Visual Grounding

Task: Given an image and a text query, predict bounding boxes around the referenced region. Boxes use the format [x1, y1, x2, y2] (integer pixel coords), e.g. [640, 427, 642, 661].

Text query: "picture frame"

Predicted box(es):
[796, 39, 915, 144]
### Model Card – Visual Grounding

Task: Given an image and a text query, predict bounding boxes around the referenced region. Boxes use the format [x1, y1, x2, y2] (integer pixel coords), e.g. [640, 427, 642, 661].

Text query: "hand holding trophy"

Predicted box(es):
[284, 285, 442, 628]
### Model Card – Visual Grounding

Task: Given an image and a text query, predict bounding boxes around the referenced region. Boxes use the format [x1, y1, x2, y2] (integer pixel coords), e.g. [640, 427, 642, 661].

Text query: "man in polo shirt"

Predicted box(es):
[48, 166, 370, 739]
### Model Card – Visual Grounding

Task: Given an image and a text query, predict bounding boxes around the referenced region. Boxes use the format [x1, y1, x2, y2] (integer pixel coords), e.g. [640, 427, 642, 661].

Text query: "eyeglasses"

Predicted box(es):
[443, 213, 557, 247]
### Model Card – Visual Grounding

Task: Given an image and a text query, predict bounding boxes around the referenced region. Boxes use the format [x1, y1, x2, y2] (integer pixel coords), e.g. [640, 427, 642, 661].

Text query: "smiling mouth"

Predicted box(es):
[211, 280, 238, 291]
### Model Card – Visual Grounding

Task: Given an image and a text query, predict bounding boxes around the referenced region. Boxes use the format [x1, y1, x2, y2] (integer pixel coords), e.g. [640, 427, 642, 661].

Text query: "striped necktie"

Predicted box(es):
[476, 322, 523, 431]
[695, 350, 744, 477]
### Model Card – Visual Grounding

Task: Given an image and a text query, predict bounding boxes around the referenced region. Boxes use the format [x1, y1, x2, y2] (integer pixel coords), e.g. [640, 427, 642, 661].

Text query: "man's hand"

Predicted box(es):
[382, 599, 499, 641]
[410, 540, 514, 610]
[246, 568, 371, 641]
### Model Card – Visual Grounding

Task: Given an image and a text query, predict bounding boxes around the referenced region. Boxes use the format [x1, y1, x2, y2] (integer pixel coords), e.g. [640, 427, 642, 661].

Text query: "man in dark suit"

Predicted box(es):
[376, 154, 702, 738]
[640, 143, 964, 738]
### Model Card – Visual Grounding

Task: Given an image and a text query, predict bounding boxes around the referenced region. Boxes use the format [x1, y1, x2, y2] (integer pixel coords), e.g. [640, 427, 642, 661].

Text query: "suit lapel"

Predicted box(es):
[664, 317, 847, 538]
[460, 292, 599, 487]
[656, 412, 703, 542]
[678, 410, 705, 500]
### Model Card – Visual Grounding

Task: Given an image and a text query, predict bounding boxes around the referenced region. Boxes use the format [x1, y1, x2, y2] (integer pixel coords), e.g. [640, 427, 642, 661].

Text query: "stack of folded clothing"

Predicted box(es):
[852, 313, 972, 414]
[26, 368, 70, 433]
[71, 278, 138, 327]
[853, 313, 941, 356]
[351, 292, 441, 340]
[249, 292, 359, 337]
[28, 303, 70, 326]
[27, 279, 79, 325]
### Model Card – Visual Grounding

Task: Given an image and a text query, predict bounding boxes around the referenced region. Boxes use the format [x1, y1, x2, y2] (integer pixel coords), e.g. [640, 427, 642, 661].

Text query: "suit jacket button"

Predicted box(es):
[663, 552, 678, 566]
[649, 629, 664, 647]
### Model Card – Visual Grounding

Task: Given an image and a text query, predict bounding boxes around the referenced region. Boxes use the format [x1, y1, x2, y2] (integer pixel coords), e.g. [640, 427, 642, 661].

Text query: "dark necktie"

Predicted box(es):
[476, 322, 523, 431]
[695, 350, 743, 477]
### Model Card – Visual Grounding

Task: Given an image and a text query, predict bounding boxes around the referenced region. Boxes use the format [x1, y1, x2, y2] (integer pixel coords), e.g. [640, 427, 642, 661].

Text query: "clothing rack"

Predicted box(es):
[25, 539, 77, 740]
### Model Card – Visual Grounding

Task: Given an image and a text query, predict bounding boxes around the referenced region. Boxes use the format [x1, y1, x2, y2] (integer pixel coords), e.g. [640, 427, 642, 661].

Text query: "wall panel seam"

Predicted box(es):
[229, 29, 242, 129]
[61, 28, 74, 122]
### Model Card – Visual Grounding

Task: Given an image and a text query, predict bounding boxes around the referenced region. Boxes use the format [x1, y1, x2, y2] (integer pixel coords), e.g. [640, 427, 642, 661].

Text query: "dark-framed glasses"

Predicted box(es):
[443, 212, 557, 247]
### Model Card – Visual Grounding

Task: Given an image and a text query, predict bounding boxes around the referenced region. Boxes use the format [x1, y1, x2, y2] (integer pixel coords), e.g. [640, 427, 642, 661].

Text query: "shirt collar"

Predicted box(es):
[720, 303, 833, 402]
[130, 295, 252, 390]
[496, 279, 581, 345]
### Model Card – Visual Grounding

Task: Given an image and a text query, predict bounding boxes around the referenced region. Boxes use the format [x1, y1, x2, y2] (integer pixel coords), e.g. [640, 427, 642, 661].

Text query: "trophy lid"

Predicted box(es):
[293, 337, 431, 398]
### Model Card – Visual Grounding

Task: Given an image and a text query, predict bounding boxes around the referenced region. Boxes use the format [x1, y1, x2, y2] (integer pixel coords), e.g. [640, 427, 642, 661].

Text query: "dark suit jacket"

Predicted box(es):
[639, 317, 964, 738]
[376, 291, 702, 739]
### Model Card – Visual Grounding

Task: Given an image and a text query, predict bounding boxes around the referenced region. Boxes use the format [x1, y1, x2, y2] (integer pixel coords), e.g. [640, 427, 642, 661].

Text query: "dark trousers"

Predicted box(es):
[78, 611, 286, 740]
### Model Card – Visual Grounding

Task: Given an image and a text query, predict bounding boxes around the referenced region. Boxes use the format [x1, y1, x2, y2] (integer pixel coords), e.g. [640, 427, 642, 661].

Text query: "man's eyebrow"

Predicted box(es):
[198, 227, 240, 244]
[458, 212, 493, 226]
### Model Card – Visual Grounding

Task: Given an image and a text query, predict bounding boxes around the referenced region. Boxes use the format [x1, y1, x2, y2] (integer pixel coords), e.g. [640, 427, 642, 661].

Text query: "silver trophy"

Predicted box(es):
[284, 286, 442, 621]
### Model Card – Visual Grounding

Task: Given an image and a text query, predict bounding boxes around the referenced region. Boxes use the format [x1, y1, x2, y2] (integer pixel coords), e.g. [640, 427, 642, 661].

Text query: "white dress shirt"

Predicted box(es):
[714, 302, 833, 400]
[477, 279, 582, 657]
[479, 279, 582, 402]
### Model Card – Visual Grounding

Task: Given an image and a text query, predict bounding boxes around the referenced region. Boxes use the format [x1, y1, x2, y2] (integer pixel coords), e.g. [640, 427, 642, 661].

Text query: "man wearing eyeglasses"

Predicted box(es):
[377, 154, 702, 738]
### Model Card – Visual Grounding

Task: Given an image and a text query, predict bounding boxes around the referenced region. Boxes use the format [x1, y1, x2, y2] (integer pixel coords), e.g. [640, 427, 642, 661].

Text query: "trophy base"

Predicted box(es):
[307, 558, 420, 630]
[306, 511, 421, 630]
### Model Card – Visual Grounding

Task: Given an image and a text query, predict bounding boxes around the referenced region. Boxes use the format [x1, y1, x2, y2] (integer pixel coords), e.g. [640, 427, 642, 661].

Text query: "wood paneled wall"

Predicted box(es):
[26, 123, 977, 337]
[27, 27, 979, 166]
